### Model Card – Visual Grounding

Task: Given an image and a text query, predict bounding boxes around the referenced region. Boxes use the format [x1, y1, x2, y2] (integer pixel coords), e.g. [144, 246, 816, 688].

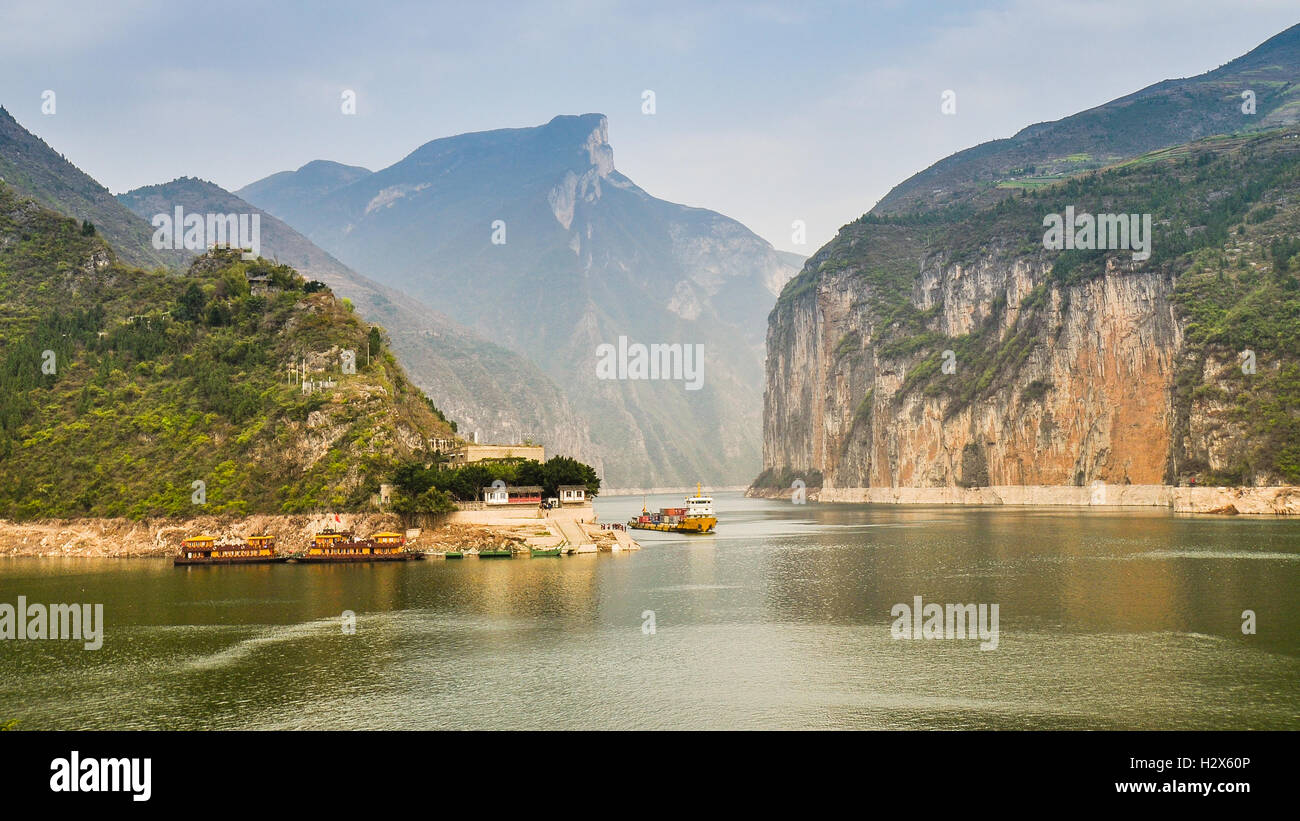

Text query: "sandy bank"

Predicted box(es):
[0, 504, 640, 558]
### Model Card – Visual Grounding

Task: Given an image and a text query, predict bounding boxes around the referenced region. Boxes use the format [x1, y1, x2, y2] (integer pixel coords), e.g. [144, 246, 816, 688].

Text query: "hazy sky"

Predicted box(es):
[1, 0, 1295, 253]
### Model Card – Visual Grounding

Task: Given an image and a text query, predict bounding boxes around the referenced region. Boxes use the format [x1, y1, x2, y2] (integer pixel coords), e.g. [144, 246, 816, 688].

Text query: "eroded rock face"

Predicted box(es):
[763, 249, 1200, 492]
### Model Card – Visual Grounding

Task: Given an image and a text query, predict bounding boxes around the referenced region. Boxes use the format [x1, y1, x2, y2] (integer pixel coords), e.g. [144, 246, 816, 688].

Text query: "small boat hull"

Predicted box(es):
[627, 517, 717, 534]
[174, 555, 288, 566]
[477, 550, 514, 558]
[529, 548, 562, 557]
[294, 552, 424, 563]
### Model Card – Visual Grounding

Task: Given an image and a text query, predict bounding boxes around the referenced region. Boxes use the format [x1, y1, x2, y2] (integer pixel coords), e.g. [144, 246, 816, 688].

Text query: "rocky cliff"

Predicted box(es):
[760, 132, 1300, 496]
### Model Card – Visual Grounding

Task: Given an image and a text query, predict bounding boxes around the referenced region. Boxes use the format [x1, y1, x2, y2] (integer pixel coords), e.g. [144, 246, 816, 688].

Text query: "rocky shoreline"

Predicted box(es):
[0, 513, 411, 558]
[745, 484, 1300, 515]
[0, 505, 634, 558]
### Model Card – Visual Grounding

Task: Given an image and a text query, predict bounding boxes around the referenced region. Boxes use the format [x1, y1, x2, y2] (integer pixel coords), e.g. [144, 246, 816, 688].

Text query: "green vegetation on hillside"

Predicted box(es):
[873, 23, 1300, 215]
[0, 184, 458, 519]
[0, 106, 184, 270]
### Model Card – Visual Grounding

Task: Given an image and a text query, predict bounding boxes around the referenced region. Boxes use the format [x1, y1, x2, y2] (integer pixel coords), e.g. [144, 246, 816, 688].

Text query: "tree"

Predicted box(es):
[390, 486, 455, 517]
[80, 220, 95, 236]
[368, 326, 383, 359]
[541, 456, 600, 498]
[176, 282, 206, 322]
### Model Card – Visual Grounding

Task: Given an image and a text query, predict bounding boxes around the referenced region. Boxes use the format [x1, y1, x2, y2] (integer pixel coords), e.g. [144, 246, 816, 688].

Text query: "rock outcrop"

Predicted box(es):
[760, 131, 1300, 508]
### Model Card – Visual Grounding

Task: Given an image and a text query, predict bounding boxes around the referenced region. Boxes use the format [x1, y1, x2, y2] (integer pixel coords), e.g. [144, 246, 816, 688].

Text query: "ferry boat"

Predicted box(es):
[628, 485, 717, 534]
[295, 529, 423, 563]
[175, 534, 286, 566]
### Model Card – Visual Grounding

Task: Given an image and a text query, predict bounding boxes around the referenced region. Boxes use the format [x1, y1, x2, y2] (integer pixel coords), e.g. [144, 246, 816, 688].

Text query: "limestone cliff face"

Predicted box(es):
[765, 250, 1188, 490]
[763, 128, 1300, 495]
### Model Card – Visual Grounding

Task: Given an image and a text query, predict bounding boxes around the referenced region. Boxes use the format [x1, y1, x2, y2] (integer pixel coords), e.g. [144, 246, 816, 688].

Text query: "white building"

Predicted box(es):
[558, 485, 588, 506]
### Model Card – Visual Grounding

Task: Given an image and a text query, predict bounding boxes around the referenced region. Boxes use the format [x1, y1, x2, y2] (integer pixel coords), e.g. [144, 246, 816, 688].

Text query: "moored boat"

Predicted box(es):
[627, 484, 717, 534]
[529, 546, 562, 557]
[295, 529, 424, 563]
[477, 544, 514, 558]
[175, 534, 286, 566]
[444, 550, 464, 559]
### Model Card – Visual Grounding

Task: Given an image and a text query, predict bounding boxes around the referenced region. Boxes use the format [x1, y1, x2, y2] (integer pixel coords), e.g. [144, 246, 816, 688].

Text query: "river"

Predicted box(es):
[1, 492, 1297, 729]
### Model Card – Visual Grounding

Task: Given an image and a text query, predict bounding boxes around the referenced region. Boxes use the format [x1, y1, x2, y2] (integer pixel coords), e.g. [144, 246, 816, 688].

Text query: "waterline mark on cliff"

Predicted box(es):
[891, 596, 998, 650]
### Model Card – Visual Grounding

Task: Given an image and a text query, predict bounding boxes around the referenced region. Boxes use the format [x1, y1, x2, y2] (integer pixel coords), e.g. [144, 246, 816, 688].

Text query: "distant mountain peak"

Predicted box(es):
[402, 112, 615, 176]
[294, 158, 373, 176]
[235, 111, 801, 487]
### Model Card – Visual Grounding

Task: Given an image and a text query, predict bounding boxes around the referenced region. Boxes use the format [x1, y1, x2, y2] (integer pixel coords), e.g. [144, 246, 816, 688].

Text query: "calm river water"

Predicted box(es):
[1, 493, 1297, 729]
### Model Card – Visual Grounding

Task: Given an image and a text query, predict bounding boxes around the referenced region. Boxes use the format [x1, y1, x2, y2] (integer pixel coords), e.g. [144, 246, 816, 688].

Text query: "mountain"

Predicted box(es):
[875, 23, 1300, 216]
[239, 114, 802, 488]
[0, 180, 456, 519]
[760, 26, 1300, 497]
[236, 159, 373, 221]
[0, 107, 183, 270]
[117, 177, 597, 466]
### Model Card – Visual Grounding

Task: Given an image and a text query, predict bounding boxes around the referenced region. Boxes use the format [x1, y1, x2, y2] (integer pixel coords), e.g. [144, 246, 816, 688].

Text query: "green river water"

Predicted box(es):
[1, 493, 1297, 729]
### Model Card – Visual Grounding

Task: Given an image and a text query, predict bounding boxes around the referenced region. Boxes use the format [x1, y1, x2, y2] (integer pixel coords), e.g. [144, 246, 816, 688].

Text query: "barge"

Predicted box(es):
[175, 534, 286, 566]
[295, 529, 424, 563]
[628, 485, 717, 534]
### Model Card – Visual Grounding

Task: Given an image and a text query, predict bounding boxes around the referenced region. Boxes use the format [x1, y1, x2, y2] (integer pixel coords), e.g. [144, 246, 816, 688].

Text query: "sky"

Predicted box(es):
[0, 0, 1296, 253]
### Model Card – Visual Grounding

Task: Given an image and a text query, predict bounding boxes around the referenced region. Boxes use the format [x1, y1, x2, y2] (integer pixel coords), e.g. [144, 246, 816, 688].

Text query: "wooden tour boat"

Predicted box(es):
[295, 529, 424, 563]
[175, 534, 287, 566]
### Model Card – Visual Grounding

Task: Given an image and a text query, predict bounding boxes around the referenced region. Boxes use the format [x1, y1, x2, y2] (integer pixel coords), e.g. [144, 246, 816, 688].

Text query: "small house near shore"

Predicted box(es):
[558, 485, 588, 506]
[483, 485, 543, 505]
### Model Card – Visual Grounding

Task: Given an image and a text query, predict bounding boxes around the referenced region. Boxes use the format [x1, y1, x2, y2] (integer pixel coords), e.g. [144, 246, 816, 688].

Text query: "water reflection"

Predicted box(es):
[0, 495, 1296, 729]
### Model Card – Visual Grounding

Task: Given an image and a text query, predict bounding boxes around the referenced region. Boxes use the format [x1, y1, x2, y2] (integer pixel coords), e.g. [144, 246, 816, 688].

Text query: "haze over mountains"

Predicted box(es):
[0, 106, 600, 473]
[1, 104, 801, 489]
[239, 114, 802, 488]
[116, 176, 597, 467]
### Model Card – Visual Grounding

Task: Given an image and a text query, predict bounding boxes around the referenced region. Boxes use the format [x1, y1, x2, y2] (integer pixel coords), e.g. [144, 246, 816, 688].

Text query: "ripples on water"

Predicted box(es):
[1, 494, 1297, 729]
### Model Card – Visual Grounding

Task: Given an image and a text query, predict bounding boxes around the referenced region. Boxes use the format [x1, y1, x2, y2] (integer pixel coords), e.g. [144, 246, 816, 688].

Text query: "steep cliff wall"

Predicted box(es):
[762, 132, 1300, 495]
